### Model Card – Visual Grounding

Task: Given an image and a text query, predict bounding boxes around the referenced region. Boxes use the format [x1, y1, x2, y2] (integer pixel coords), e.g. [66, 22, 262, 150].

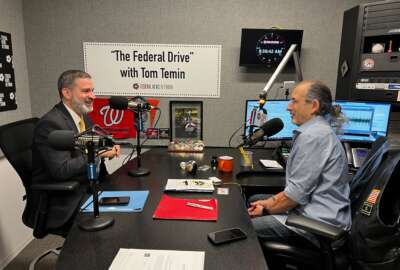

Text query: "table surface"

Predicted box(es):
[56, 147, 284, 270]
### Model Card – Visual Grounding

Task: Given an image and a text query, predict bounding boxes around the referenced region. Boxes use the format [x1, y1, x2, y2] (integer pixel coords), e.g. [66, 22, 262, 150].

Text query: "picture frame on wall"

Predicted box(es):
[169, 101, 203, 141]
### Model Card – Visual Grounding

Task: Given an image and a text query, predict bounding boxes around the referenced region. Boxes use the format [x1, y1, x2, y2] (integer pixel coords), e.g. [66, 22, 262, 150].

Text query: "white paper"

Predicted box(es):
[165, 179, 214, 192]
[208, 176, 222, 184]
[104, 149, 149, 174]
[109, 248, 205, 270]
[217, 187, 229, 195]
[259, 159, 283, 169]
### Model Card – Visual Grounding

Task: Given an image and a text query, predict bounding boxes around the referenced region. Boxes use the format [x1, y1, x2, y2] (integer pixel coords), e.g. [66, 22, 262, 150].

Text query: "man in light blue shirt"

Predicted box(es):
[248, 80, 351, 245]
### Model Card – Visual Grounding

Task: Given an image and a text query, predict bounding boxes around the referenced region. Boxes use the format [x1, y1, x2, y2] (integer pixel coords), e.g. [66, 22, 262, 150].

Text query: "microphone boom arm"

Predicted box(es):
[260, 44, 303, 103]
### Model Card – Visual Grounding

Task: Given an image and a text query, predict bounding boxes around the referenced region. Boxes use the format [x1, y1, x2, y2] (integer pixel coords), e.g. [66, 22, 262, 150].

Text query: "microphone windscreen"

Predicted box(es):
[260, 118, 284, 137]
[48, 130, 75, 150]
[109, 96, 129, 110]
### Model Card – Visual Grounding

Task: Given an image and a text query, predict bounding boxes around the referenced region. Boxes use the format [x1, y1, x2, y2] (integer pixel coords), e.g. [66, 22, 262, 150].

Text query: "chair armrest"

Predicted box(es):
[31, 181, 79, 192]
[286, 213, 346, 241]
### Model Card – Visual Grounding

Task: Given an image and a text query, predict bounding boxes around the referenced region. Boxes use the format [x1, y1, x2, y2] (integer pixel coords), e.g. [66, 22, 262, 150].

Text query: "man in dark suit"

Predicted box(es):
[32, 70, 120, 232]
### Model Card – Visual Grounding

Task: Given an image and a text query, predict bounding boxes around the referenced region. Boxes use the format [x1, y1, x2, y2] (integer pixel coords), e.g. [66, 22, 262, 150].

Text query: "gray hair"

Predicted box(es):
[304, 80, 347, 129]
[57, 70, 91, 98]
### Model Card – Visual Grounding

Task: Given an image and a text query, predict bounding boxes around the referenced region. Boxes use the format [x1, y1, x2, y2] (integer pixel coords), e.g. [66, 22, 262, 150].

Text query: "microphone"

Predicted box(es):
[239, 118, 284, 147]
[48, 130, 117, 151]
[109, 96, 154, 111]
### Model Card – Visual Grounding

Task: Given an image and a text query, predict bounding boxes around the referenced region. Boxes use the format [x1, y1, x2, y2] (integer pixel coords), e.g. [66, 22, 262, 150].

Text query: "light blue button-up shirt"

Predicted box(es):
[275, 115, 351, 232]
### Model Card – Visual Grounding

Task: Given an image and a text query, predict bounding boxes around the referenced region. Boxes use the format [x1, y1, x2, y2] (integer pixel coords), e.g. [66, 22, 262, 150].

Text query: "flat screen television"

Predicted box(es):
[244, 100, 296, 141]
[239, 28, 303, 67]
[334, 101, 391, 143]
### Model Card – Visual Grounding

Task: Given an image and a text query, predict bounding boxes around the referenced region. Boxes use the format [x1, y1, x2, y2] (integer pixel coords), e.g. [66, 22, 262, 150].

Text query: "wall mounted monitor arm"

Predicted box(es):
[259, 44, 303, 108]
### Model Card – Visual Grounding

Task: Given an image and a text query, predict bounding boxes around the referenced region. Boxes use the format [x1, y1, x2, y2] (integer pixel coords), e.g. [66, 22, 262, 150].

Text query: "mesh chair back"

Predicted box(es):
[0, 118, 39, 189]
[349, 136, 388, 208]
[0, 118, 39, 227]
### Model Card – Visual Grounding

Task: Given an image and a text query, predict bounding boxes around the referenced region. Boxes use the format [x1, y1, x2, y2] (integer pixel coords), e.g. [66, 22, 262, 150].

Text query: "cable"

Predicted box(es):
[120, 142, 135, 165]
[140, 108, 161, 146]
[80, 190, 104, 212]
[222, 182, 243, 195]
[122, 146, 135, 165]
[228, 119, 249, 148]
[222, 182, 251, 207]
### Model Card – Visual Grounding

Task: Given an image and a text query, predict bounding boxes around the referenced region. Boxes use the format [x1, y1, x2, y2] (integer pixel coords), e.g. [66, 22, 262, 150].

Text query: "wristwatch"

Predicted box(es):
[262, 207, 270, 216]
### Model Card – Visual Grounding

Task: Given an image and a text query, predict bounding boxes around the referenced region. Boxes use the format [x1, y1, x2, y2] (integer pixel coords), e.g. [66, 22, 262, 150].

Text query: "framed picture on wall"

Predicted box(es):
[169, 101, 203, 141]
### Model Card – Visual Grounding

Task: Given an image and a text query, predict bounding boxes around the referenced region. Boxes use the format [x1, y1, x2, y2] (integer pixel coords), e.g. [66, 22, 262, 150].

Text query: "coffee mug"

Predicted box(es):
[218, 156, 234, 173]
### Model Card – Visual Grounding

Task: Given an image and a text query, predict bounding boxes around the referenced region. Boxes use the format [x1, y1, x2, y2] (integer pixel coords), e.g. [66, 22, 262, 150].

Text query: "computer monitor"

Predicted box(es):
[244, 100, 391, 143]
[244, 100, 296, 141]
[334, 100, 391, 143]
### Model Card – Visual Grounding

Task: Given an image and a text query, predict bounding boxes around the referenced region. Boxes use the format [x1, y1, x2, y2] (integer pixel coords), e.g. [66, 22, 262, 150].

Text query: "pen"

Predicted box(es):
[186, 202, 213, 210]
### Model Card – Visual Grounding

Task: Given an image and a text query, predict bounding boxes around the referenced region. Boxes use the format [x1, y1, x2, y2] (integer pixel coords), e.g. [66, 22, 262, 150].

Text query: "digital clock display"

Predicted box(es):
[256, 33, 287, 65]
[239, 29, 303, 68]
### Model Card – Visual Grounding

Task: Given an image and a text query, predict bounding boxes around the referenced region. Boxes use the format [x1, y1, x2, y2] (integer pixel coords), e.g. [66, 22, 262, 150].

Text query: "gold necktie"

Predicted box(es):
[79, 116, 86, 133]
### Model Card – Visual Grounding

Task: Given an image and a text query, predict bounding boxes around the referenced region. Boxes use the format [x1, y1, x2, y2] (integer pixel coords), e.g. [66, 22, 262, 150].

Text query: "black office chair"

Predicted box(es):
[261, 137, 400, 270]
[0, 118, 80, 270]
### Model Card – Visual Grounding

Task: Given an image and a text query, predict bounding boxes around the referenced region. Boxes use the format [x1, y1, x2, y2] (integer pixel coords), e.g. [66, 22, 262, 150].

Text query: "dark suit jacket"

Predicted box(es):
[32, 102, 93, 229]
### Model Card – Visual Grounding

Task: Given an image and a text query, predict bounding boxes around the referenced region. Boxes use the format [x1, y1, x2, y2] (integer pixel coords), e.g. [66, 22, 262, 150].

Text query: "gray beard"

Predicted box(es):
[71, 99, 92, 115]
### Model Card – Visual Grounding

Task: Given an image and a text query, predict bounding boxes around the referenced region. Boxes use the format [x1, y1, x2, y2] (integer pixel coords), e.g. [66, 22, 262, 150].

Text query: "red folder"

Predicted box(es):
[153, 195, 218, 221]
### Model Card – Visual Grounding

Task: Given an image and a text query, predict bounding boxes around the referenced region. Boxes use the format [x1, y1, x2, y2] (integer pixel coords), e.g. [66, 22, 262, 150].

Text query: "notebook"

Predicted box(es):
[164, 179, 214, 193]
[259, 159, 284, 169]
[153, 194, 218, 221]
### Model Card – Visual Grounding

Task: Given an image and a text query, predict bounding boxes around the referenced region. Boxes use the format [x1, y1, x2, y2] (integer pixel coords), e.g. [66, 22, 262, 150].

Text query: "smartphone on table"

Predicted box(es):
[208, 227, 247, 245]
[98, 196, 130, 206]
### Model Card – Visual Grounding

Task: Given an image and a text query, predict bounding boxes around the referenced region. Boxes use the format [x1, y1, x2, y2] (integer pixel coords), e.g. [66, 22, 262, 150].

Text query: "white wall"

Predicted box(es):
[0, 159, 32, 269]
[23, 0, 370, 146]
[0, 0, 33, 268]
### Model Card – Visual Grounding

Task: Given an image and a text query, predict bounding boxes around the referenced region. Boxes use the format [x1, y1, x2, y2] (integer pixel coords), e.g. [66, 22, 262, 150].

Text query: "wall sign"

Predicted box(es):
[83, 42, 221, 98]
[0, 31, 17, 111]
[88, 98, 160, 139]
